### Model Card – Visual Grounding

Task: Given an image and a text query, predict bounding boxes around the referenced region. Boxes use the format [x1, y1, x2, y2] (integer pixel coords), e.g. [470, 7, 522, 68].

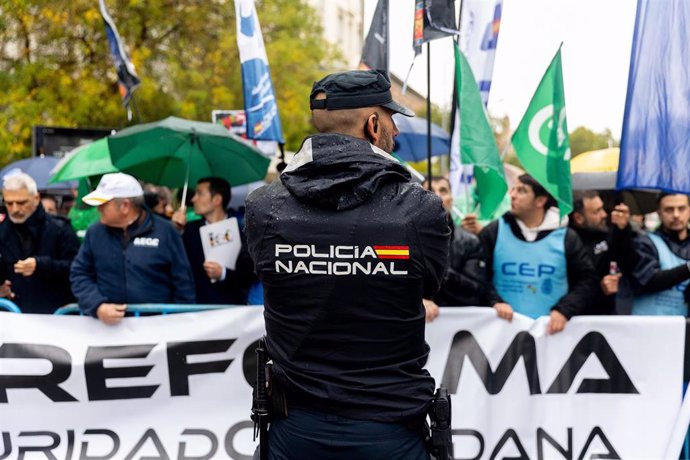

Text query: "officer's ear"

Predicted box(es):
[364, 112, 380, 144]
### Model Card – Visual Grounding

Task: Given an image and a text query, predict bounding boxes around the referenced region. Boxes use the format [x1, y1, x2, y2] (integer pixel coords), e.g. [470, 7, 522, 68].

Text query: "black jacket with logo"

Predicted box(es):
[0, 205, 80, 313]
[245, 134, 450, 422]
[569, 223, 638, 314]
[71, 209, 196, 316]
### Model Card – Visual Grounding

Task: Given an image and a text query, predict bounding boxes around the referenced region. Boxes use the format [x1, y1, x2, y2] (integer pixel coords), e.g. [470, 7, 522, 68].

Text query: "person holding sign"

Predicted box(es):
[177, 177, 255, 305]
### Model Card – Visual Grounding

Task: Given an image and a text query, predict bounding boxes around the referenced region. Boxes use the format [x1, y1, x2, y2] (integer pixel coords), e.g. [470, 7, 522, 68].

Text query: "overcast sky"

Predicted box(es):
[364, 0, 637, 137]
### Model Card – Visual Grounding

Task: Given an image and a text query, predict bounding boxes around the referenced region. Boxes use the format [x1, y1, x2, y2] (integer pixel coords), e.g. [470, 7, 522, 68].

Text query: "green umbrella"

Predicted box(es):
[49, 138, 118, 183]
[107, 116, 270, 204]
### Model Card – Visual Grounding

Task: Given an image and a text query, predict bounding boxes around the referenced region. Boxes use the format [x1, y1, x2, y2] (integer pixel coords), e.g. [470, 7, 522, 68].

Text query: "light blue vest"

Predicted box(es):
[492, 218, 568, 319]
[632, 233, 689, 316]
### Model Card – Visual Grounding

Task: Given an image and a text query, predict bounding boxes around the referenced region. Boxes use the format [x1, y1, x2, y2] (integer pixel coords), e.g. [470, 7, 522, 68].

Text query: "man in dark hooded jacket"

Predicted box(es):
[0, 172, 79, 313]
[245, 70, 450, 459]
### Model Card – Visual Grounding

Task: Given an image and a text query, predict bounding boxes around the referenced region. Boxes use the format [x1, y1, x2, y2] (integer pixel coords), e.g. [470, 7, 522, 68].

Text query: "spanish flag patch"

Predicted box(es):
[373, 246, 410, 260]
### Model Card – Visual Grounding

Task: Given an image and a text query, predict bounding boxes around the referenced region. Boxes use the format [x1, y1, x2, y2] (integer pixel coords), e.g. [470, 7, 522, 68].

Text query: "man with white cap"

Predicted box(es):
[70, 173, 195, 324]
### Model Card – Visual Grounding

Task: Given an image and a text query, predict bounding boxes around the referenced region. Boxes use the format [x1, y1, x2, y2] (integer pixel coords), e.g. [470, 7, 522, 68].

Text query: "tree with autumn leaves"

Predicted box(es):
[0, 0, 341, 164]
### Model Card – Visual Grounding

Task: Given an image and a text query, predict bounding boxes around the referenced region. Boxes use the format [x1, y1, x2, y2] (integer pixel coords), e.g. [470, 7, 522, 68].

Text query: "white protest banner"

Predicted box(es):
[0, 308, 264, 460]
[200, 217, 242, 270]
[425, 308, 687, 460]
[0, 308, 686, 459]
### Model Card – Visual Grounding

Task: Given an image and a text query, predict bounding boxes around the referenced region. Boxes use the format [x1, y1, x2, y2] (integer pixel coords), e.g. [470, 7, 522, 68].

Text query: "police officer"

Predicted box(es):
[245, 70, 450, 459]
[631, 193, 690, 316]
[479, 174, 597, 333]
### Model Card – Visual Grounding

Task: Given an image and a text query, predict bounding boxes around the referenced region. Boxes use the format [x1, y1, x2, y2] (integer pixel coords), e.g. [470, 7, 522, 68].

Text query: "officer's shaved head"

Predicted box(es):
[311, 92, 372, 136]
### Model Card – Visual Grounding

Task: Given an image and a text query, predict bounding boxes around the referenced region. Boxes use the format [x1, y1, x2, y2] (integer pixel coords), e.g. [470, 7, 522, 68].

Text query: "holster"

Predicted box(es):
[251, 338, 272, 460]
[427, 386, 453, 460]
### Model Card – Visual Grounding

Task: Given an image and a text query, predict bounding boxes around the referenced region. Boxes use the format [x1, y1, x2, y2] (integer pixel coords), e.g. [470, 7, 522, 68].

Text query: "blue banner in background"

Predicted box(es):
[618, 0, 690, 193]
[235, 0, 284, 143]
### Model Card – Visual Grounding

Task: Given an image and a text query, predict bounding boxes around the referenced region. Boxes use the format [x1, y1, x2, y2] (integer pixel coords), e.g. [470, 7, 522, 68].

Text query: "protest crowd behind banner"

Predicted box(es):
[3, 0, 690, 458]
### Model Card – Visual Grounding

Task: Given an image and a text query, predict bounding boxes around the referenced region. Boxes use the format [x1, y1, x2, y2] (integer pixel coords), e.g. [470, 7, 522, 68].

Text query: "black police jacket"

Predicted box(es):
[246, 134, 450, 422]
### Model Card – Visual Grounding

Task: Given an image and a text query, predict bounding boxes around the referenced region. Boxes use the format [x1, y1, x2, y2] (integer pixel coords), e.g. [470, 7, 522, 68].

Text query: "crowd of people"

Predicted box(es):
[421, 173, 690, 329]
[1, 68, 689, 458]
[1, 137, 689, 327]
[0, 171, 259, 322]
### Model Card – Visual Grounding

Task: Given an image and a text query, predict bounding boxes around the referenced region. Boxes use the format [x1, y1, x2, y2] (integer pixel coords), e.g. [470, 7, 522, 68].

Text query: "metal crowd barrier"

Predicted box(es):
[53, 303, 243, 316]
[0, 298, 21, 313]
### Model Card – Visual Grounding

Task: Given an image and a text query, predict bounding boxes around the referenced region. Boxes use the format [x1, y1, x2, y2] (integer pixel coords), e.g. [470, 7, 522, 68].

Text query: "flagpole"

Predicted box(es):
[426, 42, 432, 190]
[455, 4, 473, 216]
[128, 94, 141, 123]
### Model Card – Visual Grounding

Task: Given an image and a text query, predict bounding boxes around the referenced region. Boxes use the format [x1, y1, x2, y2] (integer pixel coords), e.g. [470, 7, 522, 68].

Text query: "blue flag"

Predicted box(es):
[618, 0, 690, 193]
[234, 0, 284, 143]
[98, 0, 140, 106]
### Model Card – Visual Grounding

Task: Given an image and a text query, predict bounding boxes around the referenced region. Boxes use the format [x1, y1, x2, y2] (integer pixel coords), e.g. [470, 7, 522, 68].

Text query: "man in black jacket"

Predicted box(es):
[179, 177, 255, 304]
[479, 174, 597, 333]
[631, 193, 690, 316]
[245, 70, 449, 459]
[568, 190, 637, 314]
[422, 176, 487, 321]
[0, 172, 80, 313]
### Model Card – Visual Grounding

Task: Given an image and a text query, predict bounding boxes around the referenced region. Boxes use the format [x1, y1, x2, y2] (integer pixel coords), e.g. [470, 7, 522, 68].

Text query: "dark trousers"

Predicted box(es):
[264, 409, 429, 460]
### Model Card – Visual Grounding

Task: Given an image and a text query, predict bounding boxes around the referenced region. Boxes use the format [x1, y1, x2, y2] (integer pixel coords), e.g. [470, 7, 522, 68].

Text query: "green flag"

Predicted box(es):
[512, 46, 572, 217]
[455, 43, 507, 220]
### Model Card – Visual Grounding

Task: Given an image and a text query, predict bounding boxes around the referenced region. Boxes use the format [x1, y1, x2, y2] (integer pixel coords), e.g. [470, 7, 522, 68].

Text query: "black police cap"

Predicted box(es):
[309, 69, 415, 117]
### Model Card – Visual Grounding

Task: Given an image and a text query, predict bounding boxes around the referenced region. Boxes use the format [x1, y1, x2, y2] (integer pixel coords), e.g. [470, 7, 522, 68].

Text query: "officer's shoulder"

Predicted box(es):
[401, 182, 441, 203]
[247, 181, 286, 205]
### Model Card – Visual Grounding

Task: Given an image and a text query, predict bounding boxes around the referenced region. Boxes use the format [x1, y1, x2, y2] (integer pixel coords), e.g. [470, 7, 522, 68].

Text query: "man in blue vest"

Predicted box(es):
[479, 174, 597, 333]
[631, 193, 690, 316]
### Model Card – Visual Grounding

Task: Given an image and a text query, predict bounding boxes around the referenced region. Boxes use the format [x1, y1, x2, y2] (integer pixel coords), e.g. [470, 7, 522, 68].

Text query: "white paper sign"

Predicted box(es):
[199, 217, 242, 270]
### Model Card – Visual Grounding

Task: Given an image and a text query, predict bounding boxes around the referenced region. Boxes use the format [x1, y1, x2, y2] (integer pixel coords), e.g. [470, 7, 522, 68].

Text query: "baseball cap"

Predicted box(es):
[309, 69, 415, 117]
[82, 173, 144, 206]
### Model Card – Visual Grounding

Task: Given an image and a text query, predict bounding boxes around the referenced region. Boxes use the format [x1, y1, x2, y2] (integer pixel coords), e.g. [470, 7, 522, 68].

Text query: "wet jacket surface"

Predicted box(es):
[70, 210, 195, 316]
[0, 205, 80, 313]
[245, 134, 450, 422]
[479, 212, 598, 319]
